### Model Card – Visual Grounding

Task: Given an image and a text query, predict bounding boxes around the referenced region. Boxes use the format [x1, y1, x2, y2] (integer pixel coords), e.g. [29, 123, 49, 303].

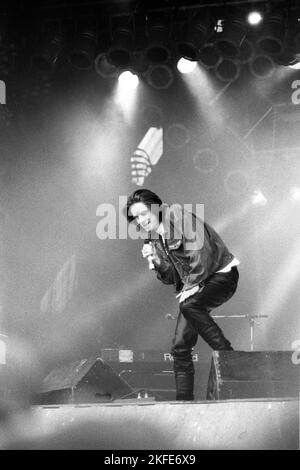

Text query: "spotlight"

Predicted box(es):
[215, 58, 240, 82]
[145, 12, 171, 64]
[131, 50, 149, 74]
[247, 11, 263, 26]
[256, 12, 286, 55]
[177, 57, 197, 74]
[289, 61, 300, 70]
[32, 33, 64, 74]
[275, 18, 300, 67]
[290, 187, 300, 202]
[69, 24, 98, 70]
[250, 54, 275, 79]
[175, 11, 213, 61]
[95, 53, 118, 78]
[146, 64, 174, 89]
[215, 16, 247, 59]
[251, 189, 268, 206]
[274, 49, 299, 67]
[199, 43, 222, 68]
[107, 15, 134, 68]
[118, 70, 139, 90]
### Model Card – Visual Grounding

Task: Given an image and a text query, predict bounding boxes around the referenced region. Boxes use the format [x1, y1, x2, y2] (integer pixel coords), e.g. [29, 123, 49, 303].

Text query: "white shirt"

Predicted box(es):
[216, 257, 240, 273]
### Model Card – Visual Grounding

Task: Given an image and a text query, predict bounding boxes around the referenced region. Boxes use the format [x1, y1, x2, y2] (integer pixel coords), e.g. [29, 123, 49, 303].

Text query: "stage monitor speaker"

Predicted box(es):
[34, 357, 137, 405]
[207, 351, 299, 400]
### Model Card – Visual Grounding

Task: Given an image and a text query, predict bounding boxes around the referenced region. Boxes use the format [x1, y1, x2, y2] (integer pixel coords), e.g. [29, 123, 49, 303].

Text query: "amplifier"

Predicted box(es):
[100, 349, 199, 363]
[102, 350, 211, 401]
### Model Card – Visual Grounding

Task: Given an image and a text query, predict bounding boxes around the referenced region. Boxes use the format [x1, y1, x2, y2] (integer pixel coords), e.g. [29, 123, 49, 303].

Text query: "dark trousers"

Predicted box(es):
[171, 267, 239, 400]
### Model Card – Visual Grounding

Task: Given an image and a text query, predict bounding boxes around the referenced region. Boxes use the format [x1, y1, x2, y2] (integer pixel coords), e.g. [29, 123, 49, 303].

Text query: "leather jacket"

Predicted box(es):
[146, 203, 234, 293]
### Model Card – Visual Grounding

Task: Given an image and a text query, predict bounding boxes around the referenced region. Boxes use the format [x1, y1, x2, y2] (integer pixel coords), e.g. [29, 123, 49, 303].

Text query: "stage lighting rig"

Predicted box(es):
[256, 11, 286, 55]
[107, 15, 135, 68]
[95, 52, 118, 78]
[145, 11, 171, 64]
[69, 21, 98, 70]
[32, 32, 65, 74]
[247, 11, 263, 26]
[177, 57, 197, 74]
[215, 58, 240, 82]
[250, 53, 275, 78]
[175, 10, 213, 62]
[215, 15, 248, 59]
[118, 70, 139, 90]
[146, 63, 174, 89]
[198, 43, 222, 69]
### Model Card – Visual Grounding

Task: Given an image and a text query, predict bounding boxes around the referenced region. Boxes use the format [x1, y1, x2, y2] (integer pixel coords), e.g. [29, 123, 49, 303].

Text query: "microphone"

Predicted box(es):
[144, 238, 155, 270]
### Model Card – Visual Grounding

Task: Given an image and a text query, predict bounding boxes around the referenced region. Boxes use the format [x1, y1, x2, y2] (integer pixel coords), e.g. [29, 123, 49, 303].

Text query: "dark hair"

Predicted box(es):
[126, 189, 162, 223]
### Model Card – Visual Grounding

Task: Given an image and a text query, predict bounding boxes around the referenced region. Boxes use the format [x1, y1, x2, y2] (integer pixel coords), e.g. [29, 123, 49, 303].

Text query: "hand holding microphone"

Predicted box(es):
[142, 241, 160, 270]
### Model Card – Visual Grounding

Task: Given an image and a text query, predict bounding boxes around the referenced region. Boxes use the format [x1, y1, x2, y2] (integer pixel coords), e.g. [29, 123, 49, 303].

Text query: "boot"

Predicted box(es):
[175, 373, 194, 401]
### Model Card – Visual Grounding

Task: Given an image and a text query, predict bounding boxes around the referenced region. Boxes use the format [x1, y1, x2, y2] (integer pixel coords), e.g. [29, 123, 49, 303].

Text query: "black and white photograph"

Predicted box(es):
[0, 0, 299, 451]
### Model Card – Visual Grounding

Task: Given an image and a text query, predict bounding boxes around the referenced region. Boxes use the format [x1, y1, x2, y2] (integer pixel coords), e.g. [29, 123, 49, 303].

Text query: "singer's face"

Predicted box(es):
[129, 202, 160, 232]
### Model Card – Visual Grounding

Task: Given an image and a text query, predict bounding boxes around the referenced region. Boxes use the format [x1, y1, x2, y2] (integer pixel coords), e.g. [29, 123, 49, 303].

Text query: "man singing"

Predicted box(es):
[126, 189, 239, 401]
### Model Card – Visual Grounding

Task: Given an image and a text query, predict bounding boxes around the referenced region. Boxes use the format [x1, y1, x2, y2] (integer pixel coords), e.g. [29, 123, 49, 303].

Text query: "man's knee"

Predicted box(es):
[179, 299, 208, 321]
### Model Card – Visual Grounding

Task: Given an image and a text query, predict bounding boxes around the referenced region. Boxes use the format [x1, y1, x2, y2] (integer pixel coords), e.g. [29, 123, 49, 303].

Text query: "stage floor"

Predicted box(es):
[0, 397, 299, 450]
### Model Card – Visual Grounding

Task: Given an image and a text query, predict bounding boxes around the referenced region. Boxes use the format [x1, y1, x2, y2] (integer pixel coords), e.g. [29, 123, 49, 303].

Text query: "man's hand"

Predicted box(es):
[141, 242, 161, 266]
[177, 285, 201, 303]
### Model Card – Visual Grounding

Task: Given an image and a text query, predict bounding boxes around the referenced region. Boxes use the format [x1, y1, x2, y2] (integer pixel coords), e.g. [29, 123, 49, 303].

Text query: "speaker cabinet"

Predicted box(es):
[207, 351, 299, 400]
[34, 357, 136, 405]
